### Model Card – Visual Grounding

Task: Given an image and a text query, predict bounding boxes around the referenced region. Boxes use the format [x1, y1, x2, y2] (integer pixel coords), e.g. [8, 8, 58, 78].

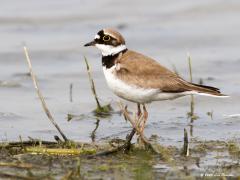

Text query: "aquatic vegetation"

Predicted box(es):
[84, 56, 113, 117]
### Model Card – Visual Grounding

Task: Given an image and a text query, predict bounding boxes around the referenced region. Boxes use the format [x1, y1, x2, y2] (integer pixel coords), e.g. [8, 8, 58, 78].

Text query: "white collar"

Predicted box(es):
[95, 44, 127, 56]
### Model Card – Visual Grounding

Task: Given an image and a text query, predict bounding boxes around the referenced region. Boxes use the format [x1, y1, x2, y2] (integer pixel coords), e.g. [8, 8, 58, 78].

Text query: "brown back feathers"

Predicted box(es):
[115, 50, 225, 96]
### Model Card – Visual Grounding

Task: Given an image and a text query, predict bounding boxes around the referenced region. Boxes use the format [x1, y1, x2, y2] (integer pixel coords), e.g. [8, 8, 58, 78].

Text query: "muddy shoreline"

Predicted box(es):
[0, 138, 239, 179]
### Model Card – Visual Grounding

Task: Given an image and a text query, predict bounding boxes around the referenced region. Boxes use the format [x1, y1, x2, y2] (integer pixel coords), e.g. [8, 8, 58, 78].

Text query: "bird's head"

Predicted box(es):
[84, 28, 127, 56]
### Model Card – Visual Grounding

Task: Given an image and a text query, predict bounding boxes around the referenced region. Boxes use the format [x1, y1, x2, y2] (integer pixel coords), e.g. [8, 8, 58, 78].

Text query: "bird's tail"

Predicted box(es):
[189, 83, 228, 97]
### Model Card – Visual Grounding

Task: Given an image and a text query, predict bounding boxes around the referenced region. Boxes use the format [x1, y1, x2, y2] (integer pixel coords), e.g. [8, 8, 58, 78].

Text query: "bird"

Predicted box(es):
[84, 28, 227, 136]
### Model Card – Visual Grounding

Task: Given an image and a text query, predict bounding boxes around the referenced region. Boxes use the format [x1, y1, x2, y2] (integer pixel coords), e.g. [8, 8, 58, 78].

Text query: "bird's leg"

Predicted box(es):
[137, 103, 142, 119]
[118, 105, 136, 152]
[136, 103, 144, 132]
[140, 104, 148, 133]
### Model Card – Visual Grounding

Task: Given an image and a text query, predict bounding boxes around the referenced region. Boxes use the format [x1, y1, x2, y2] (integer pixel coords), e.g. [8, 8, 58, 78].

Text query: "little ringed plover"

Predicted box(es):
[84, 28, 227, 133]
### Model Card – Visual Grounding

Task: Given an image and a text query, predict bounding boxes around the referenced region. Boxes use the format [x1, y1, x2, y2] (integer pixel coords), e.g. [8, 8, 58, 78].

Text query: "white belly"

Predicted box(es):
[102, 66, 188, 103]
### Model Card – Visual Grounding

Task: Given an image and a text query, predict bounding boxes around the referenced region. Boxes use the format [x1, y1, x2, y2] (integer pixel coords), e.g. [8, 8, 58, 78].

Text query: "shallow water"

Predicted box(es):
[0, 0, 240, 150]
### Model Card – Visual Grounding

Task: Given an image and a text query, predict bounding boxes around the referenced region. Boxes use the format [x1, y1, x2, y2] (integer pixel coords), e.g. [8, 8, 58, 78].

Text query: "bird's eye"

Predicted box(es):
[103, 35, 110, 41]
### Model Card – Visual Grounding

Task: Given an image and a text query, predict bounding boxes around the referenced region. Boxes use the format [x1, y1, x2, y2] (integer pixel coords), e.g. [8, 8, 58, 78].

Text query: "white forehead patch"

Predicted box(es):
[94, 34, 100, 39]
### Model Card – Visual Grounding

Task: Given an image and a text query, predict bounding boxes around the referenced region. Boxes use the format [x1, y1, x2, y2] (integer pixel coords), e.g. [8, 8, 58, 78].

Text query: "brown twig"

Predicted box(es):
[83, 56, 113, 117]
[183, 128, 189, 156]
[187, 53, 193, 83]
[23, 46, 68, 142]
[188, 53, 194, 118]
[90, 119, 100, 142]
[187, 53, 198, 123]
[84, 56, 102, 109]
[124, 128, 136, 151]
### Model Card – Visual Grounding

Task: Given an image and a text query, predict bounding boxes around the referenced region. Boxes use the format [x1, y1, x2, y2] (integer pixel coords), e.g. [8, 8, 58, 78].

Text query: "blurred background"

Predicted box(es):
[0, 0, 239, 145]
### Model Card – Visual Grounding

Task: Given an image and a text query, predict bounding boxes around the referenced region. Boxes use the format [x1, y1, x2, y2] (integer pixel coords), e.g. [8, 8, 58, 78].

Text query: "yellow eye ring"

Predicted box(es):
[103, 35, 110, 41]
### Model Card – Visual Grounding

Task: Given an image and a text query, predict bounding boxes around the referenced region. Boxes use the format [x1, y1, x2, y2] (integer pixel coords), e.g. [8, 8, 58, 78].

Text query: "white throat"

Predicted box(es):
[95, 44, 127, 56]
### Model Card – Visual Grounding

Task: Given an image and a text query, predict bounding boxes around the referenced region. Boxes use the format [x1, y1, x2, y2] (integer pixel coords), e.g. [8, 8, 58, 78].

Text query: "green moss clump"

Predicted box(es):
[97, 164, 110, 171]
[93, 104, 113, 117]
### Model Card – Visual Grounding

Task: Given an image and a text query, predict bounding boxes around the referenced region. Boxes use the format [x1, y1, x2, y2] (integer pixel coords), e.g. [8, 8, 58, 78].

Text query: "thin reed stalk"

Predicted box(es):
[187, 53, 197, 122]
[23, 46, 68, 142]
[69, 83, 73, 102]
[183, 128, 189, 156]
[83, 56, 112, 116]
[84, 56, 102, 109]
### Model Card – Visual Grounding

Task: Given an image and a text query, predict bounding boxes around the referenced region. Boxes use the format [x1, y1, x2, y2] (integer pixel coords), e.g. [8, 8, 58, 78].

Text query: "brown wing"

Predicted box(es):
[116, 50, 188, 92]
[116, 50, 224, 95]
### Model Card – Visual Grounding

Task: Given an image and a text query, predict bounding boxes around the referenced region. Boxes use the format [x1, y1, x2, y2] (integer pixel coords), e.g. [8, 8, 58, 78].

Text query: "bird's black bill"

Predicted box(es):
[84, 40, 96, 47]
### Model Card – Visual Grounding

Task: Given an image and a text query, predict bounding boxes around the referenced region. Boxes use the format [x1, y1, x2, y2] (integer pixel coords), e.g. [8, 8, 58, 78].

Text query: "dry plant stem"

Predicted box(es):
[69, 83, 73, 102]
[124, 128, 136, 150]
[91, 119, 100, 142]
[190, 124, 193, 137]
[188, 53, 193, 83]
[84, 56, 102, 109]
[183, 128, 189, 156]
[188, 53, 195, 122]
[190, 96, 194, 122]
[23, 46, 68, 142]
